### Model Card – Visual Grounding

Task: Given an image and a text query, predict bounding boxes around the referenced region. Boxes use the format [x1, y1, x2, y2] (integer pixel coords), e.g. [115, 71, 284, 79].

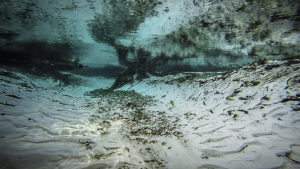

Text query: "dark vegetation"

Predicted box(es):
[110, 47, 235, 89]
[87, 0, 159, 88]
[88, 0, 158, 45]
[70, 65, 126, 78]
[0, 41, 82, 84]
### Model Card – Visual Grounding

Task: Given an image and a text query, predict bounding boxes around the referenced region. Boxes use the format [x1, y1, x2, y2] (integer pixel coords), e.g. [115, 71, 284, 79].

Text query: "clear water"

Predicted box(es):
[0, 0, 299, 169]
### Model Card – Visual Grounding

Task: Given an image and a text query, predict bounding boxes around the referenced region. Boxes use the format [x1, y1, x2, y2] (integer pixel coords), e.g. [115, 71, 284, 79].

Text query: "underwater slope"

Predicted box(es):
[0, 58, 299, 169]
[117, 59, 300, 169]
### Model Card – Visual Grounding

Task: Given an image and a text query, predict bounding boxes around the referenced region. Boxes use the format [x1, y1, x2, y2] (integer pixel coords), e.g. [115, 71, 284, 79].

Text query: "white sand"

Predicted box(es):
[0, 59, 299, 169]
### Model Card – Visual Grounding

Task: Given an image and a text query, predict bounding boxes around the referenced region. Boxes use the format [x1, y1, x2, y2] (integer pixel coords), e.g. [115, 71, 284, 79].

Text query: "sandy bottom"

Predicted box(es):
[0, 59, 299, 169]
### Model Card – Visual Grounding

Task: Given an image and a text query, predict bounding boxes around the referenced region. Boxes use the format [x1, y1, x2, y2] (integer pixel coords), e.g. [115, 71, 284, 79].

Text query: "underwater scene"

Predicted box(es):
[0, 0, 299, 168]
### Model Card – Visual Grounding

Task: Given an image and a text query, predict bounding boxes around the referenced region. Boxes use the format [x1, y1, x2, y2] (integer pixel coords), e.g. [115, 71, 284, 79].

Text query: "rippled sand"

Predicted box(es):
[0, 59, 299, 169]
